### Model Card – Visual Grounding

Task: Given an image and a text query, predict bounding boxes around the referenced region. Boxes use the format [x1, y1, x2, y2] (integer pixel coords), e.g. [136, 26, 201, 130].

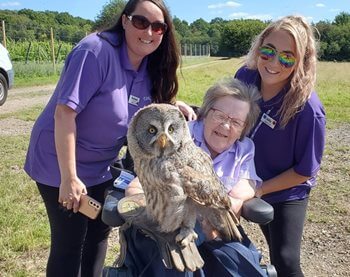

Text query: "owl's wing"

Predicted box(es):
[180, 143, 231, 209]
[180, 143, 242, 242]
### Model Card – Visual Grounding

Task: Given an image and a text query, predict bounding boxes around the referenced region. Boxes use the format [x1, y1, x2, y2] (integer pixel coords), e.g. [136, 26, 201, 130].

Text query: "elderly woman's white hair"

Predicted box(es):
[198, 78, 261, 140]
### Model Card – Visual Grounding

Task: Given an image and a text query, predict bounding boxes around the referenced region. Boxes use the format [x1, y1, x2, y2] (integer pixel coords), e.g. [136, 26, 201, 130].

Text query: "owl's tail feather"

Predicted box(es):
[227, 210, 242, 241]
[217, 209, 242, 242]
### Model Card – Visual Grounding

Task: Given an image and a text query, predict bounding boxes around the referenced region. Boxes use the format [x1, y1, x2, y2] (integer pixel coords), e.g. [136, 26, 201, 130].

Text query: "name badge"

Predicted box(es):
[113, 170, 135, 190]
[128, 95, 140, 106]
[261, 113, 276, 129]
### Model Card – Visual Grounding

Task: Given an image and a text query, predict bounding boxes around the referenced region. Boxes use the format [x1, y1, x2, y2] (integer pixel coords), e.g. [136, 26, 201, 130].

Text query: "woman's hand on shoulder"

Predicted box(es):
[175, 100, 197, 121]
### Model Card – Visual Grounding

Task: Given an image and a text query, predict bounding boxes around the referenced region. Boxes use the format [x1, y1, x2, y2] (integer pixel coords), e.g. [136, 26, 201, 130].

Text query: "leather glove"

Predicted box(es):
[116, 194, 204, 272]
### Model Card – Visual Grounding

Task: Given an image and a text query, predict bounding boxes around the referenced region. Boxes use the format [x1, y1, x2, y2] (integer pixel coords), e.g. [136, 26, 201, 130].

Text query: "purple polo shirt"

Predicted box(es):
[24, 32, 152, 187]
[235, 66, 326, 203]
[188, 120, 262, 192]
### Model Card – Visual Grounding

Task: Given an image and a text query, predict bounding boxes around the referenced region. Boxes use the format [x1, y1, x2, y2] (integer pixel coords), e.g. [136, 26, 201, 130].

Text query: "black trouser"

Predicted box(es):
[260, 197, 309, 277]
[37, 180, 113, 277]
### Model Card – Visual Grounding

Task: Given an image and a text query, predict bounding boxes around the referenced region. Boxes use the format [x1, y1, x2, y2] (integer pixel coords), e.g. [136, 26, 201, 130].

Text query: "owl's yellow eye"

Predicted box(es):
[148, 127, 157, 134]
[168, 126, 174, 134]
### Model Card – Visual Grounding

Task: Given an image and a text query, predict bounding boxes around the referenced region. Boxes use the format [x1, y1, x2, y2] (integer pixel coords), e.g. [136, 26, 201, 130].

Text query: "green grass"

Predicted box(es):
[0, 105, 45, 121]
[1, 59, 349, 275]
[178, 57, 244, 105]
[13, 62, 62, 87]
[14, 76, 60, 87]
[0, 136, 49, 276]
[316, 62, 350, 123]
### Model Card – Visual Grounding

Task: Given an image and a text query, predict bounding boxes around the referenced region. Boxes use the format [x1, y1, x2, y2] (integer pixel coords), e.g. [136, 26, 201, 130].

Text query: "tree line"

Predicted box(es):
[1, 1, 350, 61]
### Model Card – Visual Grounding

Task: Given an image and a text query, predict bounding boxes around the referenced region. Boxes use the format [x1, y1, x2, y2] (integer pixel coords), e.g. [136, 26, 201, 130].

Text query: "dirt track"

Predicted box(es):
[0, 85, 55, 135]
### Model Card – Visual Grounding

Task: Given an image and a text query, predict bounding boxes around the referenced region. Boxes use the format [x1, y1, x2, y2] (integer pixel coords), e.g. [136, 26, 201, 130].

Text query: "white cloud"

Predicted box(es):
[208, 1, 241, 9]
[0, 2, 20, 7]
[330, 8, 341, 12]
[316, 3, 326, 8]
[229, 12, 272, 21]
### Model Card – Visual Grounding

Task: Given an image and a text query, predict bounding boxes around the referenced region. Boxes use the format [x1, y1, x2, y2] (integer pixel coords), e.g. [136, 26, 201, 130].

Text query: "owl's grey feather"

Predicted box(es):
[127, 103, 242, 245]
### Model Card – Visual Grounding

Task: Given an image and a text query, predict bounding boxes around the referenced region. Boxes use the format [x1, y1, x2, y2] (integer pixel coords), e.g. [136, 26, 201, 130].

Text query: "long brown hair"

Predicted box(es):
[104, 0, 179, 104]
[245, 15, 318, 127]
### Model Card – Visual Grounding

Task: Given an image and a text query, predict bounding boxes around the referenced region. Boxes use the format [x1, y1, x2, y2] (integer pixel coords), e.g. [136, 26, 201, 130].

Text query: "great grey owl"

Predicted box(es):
[127, 103, 242, 246]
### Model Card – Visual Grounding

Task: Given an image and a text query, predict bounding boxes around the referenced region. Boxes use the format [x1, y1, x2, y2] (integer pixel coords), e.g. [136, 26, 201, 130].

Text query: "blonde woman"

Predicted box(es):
[235, 15, 326, 276]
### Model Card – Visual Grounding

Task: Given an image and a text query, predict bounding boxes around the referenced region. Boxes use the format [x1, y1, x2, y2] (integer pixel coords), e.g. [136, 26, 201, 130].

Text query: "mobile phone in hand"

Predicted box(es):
[78, 194, 101, 219]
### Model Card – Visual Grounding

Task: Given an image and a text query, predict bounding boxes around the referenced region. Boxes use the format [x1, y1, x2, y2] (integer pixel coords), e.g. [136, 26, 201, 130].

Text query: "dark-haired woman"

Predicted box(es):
[24, 1, 195, 276]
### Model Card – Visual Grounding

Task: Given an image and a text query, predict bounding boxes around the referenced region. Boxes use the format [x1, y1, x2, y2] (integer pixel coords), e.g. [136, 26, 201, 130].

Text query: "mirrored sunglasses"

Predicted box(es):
[127, 14, 168, 35]
[258, 45, 296, 68]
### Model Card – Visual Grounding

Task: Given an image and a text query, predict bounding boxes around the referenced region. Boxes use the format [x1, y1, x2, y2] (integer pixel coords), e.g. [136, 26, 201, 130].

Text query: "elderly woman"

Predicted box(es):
[190, 78, 261, 219]
[124, 78, 267, 276]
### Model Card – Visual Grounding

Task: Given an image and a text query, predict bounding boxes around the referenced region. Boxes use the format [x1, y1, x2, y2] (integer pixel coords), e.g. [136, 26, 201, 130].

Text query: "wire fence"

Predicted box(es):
[181, 44, 211, 57]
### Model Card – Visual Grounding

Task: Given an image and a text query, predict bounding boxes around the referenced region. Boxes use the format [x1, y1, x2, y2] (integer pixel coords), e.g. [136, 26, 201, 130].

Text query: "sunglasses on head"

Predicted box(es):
[127, 14, 168, 35]
[258, 45, 296, 68]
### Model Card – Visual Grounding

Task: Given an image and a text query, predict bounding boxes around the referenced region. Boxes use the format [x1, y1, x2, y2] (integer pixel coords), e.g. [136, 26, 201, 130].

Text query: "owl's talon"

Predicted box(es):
[176, 228, 198, 247]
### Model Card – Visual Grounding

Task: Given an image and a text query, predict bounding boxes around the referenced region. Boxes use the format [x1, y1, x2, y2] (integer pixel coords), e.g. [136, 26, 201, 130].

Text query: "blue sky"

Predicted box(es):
[0, 0, 349, 23]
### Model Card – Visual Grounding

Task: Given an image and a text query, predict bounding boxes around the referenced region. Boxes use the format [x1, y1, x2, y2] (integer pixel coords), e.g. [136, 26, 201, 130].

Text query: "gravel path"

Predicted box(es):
[0, 85, 55, 135]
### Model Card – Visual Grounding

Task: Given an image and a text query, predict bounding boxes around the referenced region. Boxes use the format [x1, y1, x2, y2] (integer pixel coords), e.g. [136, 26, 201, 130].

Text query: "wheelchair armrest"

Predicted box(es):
[102, 166, 134, 227]
[102, 189, 126, 227]
[241, 197, 274, 225]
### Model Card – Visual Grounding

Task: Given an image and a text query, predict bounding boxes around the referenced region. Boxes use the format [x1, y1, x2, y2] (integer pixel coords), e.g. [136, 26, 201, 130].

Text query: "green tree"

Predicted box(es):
[208, 24, 221, 55]
[55, 12, 75, 25]
[208, 18, 227, 55]
[220, 19, 266, 57]
[187, 18, 211, 54]
[334, 12, 350, 25]
[316, 16, 350, 61]
[93, 0, 127, 31]
[190, 18, 209, 34]
[0, 9, 93, 43]
[173, 16, 190, 43]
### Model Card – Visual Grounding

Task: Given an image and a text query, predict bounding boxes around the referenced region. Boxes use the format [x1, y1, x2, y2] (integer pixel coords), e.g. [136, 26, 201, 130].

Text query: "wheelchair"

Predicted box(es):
[102, 159, 277, 277]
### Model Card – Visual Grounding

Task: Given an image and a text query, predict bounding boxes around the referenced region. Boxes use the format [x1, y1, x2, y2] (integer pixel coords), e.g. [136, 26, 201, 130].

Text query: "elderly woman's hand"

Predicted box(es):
[229, 197, 243, 217]
[175, 100, 197, 121]
[199, 217, 220, 241]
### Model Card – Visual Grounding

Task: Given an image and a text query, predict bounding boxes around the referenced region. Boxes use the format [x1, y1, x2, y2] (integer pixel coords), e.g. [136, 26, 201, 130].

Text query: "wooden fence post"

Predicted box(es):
[50, 27, 56, 73]
[2, 21, 6, 48]
[25, 42, 32, 64]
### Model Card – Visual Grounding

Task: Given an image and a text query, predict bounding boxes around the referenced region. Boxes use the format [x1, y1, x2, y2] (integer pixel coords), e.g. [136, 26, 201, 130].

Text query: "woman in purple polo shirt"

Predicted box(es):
[24, 1, 195, 276]
[235, 15, 326, 276]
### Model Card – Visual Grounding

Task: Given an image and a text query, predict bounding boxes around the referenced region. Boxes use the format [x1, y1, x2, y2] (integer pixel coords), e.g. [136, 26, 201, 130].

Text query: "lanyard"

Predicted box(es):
[250, 109, 273, 139]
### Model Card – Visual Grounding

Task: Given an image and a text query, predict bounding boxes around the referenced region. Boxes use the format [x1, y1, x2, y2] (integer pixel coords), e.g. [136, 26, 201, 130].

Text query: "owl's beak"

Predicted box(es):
[157, 134, 168, 149]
